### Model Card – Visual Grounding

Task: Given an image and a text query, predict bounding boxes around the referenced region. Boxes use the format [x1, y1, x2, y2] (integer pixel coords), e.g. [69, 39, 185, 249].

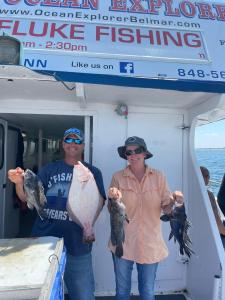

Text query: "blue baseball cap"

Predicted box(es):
[63, 128, 84, 141]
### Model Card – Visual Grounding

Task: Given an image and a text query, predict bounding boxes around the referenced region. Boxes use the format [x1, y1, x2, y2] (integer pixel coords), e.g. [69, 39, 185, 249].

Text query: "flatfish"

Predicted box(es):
[23, 169, 47, 220]
[67, 162, 103, 243]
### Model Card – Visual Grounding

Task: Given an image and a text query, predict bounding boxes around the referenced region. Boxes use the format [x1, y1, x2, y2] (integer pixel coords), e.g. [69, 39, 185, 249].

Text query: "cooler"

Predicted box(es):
[0, 236, 66, 300]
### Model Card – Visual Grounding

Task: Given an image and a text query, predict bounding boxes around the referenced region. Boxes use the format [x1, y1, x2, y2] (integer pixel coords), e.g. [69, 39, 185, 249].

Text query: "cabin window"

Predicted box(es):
[28, 140, 36, 156]
[0, 124, 4, 169]
[23, 137, 62, 171]
[23, 140, 28, 157]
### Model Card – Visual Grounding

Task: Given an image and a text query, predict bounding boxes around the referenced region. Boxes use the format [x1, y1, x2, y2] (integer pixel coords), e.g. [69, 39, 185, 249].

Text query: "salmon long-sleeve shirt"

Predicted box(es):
[109, 166, 174, 264]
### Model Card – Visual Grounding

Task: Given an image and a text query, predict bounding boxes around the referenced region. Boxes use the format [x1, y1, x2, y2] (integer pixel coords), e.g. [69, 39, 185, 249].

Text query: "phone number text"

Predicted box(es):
[177, 69, 225, 80]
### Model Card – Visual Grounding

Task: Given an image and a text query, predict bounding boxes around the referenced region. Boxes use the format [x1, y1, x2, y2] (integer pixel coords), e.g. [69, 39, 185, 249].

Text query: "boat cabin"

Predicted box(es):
[0, 0, 225, 299]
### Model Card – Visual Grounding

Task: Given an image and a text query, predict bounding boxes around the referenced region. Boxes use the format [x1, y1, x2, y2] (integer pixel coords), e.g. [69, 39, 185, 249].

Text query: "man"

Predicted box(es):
[8, 127, 106, 300]
[200, 166, 225, 250]
[217, 173, 225, 216]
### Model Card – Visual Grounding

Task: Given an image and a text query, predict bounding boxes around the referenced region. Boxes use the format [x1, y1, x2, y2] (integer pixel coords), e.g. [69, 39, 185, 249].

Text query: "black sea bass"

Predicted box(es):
[23, 169, 47, 220]
[108, 187, 129, 258]
[160, 203, 194, 258]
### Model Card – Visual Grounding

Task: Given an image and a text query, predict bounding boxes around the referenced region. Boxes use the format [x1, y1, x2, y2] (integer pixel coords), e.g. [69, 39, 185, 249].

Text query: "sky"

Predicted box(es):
[195, 119, 225, 148]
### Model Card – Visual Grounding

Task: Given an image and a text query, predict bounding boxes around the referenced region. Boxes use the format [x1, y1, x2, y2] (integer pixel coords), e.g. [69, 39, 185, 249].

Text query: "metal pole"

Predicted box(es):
[84, 116, 90, 163]
[38, 129, 43, 172]
[212, 275, 222, 300]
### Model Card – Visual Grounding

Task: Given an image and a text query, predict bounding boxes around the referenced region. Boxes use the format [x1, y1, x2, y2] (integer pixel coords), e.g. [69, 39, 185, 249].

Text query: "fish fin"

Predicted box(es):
[185, 246, 195, 258]
[38, 180, 47, 205]
[76, 162, 92, 182]
[122, 230, 125, 243]
[115, 245, 123, 258]
[37, 207, 47, 220]
[83, 222, 95, 243]
[27, 201, 34, 210]
[125, 214, 129, 223]
[179, 245, 184, 256]
[37, 208, 47, 221]
[160, 214, 171, 222]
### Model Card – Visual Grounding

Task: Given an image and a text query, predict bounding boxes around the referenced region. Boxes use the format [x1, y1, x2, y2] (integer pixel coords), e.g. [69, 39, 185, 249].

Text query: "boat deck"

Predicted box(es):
[96, 296, 186, 300]
[65, 295, 186, 300]
[18, 212, 187, 300]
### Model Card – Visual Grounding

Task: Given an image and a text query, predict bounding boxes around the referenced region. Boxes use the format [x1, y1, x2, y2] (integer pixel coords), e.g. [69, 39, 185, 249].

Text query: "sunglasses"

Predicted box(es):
[125, 147, 144, 156]
[64, 138, 83, 144]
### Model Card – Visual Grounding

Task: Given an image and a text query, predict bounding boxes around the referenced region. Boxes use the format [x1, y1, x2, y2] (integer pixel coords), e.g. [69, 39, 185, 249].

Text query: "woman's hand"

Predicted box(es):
[108, 187, 122, 213]
[172, 191, 184, 205]
[8, 167, 24, 185]
[108, 187, 122, 200]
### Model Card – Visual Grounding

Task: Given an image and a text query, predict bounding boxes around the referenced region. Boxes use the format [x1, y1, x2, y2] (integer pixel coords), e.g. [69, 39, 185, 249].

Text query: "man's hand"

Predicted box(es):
[8, 167, 24, 184]
[172, 191, 184, 205]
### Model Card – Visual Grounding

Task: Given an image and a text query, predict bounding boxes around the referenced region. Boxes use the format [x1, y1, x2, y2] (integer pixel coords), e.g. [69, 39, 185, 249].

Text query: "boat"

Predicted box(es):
[0, 0, 225, 299]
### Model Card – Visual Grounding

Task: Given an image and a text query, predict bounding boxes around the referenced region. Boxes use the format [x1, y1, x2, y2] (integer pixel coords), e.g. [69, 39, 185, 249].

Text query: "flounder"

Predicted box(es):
[67, 162, 103, 243]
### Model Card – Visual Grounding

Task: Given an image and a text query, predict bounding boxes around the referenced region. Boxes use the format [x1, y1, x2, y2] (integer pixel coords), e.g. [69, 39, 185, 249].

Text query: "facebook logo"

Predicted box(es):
[119, 62, 134, 74]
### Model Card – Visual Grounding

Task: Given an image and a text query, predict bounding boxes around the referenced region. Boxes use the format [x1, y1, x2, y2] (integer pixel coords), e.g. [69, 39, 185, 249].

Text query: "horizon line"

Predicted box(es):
[195, 147, 225, 149]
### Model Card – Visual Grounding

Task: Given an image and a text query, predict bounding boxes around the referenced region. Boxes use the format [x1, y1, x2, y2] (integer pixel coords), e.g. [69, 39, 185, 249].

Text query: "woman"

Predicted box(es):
[108, 136, 183, 300]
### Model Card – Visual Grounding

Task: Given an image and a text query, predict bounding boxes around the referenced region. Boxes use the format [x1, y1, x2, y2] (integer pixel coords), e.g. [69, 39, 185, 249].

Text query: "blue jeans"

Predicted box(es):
[113, 254, 158, 300]
[64, 252, 95, 300]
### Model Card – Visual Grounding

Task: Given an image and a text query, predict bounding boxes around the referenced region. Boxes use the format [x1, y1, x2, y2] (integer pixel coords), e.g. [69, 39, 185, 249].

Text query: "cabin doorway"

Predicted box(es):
[0, 120, 21, 238]
[0, 114, 93, 239]
[0, 119, 7, 238]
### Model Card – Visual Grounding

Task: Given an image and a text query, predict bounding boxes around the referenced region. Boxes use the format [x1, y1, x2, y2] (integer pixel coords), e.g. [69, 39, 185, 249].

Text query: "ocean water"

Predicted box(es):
[196, 148, 225, 195]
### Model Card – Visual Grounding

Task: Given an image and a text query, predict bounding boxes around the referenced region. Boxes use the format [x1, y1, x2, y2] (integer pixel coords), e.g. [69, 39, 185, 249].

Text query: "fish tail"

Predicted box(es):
[184, 245, 195, 258]
[83, 223, 95, 243]
[83, 233, 95, 244]
[115, 244, 123, 258]
[179, 245, 184, 256]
